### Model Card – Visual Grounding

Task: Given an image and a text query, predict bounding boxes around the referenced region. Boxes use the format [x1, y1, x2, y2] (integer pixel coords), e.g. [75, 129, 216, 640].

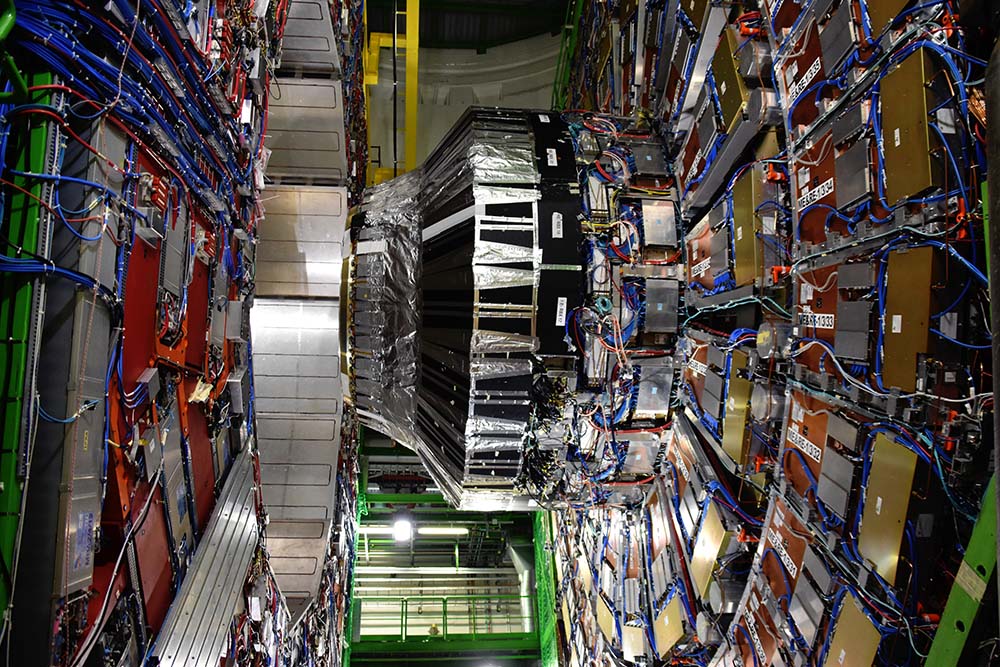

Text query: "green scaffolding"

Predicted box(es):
[533, 511, 559, 667]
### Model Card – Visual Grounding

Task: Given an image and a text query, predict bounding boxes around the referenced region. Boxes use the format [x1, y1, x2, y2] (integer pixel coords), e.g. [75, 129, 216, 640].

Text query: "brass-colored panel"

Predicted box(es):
[882, 52, 940, 204]
[883, 246, 934, 392]
[561, 599, 572, 640]
[722, 351, 752, 464]
[653, 596, 685, 658]
[867, 0, 910, 32]
[859, 434, 917, 583]
[713, 27, 749, 133]
[690, 503, 731, 599]
[597, 595, 615, 642]
[623, 624, 646, 661]
[579, 554, 593, 593]
[822, 597, 882, 667]
[731, 169, 762, 288]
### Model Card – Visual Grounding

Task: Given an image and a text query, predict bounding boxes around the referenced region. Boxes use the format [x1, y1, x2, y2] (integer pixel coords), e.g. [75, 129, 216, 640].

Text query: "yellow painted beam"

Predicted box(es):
[404, 0, 419, 172]
[365, 32, 407, 87]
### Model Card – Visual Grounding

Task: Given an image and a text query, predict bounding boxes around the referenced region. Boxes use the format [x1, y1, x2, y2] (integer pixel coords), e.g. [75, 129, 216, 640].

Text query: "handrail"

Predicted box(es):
[0, 0, 28, 101]
[356, 594, 536, 642]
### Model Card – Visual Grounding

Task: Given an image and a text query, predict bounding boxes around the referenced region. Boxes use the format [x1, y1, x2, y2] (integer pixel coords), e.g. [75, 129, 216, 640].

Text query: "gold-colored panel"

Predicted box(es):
[883, 246, 934, 392]
[653, 596, 685, 658]
[730, 170, 762, 288]
[822, 597, 882, 667]
[881, 52, 939, 204]
[690, 503, 730, 599]
[597, 595, 615, 642]
[623, 624, 646, 662]
[867, 0, 910, 33]
[579, 554, 593, 593]
[859, 434, 917, 583]
[713, 27, 749, 133]
[561, 599, 572, 640]
[722, 351, 752, 463]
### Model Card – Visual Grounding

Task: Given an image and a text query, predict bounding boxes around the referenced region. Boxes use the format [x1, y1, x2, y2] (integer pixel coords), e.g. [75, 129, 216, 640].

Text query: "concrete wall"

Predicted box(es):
[368, 33, 560, 170]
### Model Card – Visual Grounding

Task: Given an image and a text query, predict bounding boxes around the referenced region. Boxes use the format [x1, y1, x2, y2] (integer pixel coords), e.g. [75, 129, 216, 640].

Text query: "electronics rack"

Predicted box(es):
[0, 1, 290, 663]
[330, 0, 368, 205]
[546, 1, 996, 666]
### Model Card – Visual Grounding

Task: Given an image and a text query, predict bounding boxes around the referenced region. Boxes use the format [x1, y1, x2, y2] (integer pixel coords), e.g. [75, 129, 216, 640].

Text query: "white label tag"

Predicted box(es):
[798, 166, 811, 187]
[538, 113, 551, 123]
[737, 225, 743, 241]
[546, 148, 558, 167]
[555, 297, 568, 326]
[801, 282, 814, 304]
[789, 425, 823, 463]
[838, 648, 847, 664]
[768, 528, 799, 578]
[674, 453, 690, 481]
[797, 177, 834, 209]
[688, 359, 708, 377]
[893, 127, 901, 147]
[798, 310, 835, 329]
[792, 401, 805, 423]
[691, 257, 711, 277]
[250, 597, 262, 621]
[891, 314, 903, 333]
[788, 58, 822, 101]
[875, 496, 883, 515]
[552, 212, 564, 239]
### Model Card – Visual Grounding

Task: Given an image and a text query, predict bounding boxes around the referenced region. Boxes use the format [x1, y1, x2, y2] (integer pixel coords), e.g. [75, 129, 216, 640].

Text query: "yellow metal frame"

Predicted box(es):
[364, 0, 419, 184]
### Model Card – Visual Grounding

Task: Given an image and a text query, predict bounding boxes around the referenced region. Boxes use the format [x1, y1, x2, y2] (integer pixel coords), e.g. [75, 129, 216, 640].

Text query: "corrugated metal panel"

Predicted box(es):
[256, 186, 346, 298]
[251, 299, 342, 620]
[279, 0, 342, 77]
[267, 79, 348, 184]
[152, 450, 258, 667]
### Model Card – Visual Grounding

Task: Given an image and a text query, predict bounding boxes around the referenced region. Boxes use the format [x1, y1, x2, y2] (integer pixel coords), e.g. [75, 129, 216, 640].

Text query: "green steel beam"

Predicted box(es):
[365, 493, 446, 505]
[533, 512, 558, 667]
[926, 476, 997, 665]
[0, 73, 52, 620]
[551, 0, 585, 110]
[351, 633, 540, 654]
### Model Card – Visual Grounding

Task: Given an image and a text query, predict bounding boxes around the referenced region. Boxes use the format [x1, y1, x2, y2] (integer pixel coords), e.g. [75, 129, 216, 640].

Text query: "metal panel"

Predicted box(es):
[822, 597, 882, 667]
[858, 434, 917, 583]
[267, 78, 348, 184]
[256, 186, 347, 297]
[153, 450, 258, 666]
[279, 0, 342, 77]
[881, 52, 938, 204]
[251, 298, 342, 619]
[883, 246, 934, 392]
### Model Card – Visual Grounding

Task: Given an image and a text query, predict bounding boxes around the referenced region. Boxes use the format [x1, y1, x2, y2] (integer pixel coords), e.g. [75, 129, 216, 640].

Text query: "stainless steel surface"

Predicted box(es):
[267, 78, 348, 184]
[256, 186, 347, 298]
[153, 450, 258, 666]
[279, 0, 342, 77]
[252, 298, 342, 620]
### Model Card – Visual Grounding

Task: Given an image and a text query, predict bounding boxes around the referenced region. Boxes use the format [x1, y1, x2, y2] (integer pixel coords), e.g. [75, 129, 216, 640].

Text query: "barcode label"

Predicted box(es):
[768, 528, 799, 578]
[691, 257, 711, 277]
[686, 148, 704, 184]
[688, 359, 708, 376]
[674, 453, 690, 481]
[798, 310, 835, 329]
[797, 177, 834, 209]
[552, 212, 564, 239]
[787, 57, 822, 101]
[789, 426, 822, 463]
[546, 148, 558, 167]
[555, 297, 568, 326]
